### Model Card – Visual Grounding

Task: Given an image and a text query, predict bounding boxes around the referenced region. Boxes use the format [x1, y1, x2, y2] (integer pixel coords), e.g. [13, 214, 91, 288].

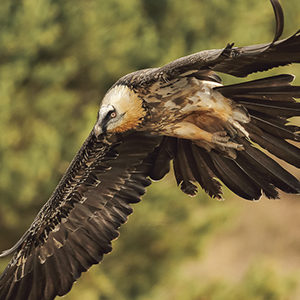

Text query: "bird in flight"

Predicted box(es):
[1, 0, 300, 299]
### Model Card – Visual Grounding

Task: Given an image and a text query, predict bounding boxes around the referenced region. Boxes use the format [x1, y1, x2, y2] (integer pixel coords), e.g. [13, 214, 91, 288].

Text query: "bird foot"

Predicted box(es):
[212, 131, 244, 150]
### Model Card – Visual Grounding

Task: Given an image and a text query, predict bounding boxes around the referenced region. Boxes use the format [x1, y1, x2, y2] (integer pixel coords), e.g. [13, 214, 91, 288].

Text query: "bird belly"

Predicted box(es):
[146, 79, 250, 156]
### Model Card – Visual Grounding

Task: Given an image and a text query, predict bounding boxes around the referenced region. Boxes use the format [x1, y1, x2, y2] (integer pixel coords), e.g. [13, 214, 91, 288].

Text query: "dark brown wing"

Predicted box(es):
[0, 131, 161, 300]
[154, 0, 300, 80]
[113, 0, 298, 89]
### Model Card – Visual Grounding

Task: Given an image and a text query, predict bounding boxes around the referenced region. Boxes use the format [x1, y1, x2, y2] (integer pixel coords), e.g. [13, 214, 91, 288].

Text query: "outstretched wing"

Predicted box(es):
[155, 0, 300, 80]
[0, 132, 161, 300]
[112, 0, 299, 89]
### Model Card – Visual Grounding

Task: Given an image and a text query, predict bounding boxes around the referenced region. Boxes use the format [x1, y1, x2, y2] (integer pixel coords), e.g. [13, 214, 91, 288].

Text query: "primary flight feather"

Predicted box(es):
[1, 0, 300, 299]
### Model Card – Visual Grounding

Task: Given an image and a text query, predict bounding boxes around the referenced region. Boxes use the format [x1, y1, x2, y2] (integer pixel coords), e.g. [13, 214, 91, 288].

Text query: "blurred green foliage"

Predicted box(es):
[1, 0, 300, 299]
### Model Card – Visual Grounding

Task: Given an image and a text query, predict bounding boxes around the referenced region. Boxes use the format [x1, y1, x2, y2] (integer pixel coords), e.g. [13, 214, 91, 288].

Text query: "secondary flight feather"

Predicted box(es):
[1, 0, 300, 299]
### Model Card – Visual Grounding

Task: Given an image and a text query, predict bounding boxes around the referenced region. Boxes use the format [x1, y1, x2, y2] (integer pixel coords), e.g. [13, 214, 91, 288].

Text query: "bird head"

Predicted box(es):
[94, 85, 146, 136]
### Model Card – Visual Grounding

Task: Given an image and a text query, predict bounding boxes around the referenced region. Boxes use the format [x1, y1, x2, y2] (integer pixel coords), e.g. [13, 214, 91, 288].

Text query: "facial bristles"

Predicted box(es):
[101, 85, 146, 133]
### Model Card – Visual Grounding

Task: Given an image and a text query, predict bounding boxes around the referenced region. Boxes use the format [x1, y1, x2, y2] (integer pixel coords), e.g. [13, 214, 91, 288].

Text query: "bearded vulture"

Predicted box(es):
[1, 0, 300, 299]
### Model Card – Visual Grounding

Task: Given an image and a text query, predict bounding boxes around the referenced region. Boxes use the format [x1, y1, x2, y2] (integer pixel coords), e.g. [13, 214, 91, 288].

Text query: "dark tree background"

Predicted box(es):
[1, 0, 300, 299]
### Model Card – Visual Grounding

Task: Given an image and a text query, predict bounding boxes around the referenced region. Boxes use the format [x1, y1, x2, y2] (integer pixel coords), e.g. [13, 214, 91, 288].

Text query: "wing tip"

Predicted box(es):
[0, 248, 15, 258]
[270, 0, 284, 43]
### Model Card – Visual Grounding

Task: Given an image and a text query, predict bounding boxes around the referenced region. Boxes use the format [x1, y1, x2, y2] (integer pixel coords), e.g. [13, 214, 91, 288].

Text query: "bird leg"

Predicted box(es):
[171, 121, 213, 141]
[170, 121, 243, 150]
[211, 131, 244, 150]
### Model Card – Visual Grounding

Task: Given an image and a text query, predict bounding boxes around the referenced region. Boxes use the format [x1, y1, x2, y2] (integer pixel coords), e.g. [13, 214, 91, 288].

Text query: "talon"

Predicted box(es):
[212, 131, 244, 150]
[225, 142, 244, 150]
[218, 131, 227, 137]
[212, 131, 230, 143]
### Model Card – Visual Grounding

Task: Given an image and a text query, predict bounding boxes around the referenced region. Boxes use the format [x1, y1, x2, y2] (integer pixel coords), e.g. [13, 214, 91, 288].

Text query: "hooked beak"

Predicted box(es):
[93, 105, 115, 137]
[93, 123, 102, 137]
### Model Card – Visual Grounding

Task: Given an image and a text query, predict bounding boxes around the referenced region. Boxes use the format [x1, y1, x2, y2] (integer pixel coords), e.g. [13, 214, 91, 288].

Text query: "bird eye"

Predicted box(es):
[110, 111, 117, 118]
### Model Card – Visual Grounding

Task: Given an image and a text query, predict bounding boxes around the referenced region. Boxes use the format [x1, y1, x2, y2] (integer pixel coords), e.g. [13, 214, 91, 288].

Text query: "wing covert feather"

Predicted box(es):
[0, 132, 161, 300]
[153, 0, 300, 80]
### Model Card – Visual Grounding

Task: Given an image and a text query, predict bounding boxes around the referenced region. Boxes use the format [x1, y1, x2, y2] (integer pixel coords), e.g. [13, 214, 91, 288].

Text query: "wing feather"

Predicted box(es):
[149, 0, 300, 81]
[114, 1, 299, 88]
[0, 132, 161, 300]
[1, 1, 300, 299]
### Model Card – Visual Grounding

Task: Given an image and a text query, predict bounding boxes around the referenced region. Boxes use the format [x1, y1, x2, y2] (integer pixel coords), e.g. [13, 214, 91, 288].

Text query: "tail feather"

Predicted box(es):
[217, 74, 295, 93]
[250, 115, 300, 141]
[247, 128, 300, 168]
[238, 140, 300, 194]
[216, 74, 300, 102]
[217, 73, 300, 168]
[241, 101, 300, 117]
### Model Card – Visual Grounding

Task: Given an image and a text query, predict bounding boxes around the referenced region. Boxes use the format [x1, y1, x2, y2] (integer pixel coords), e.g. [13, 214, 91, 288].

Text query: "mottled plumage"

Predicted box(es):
[1, 0, 300, 299]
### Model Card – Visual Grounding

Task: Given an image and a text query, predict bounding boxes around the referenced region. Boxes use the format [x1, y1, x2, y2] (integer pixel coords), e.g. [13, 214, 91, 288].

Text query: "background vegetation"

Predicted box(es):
[1, 0, 300, 299]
